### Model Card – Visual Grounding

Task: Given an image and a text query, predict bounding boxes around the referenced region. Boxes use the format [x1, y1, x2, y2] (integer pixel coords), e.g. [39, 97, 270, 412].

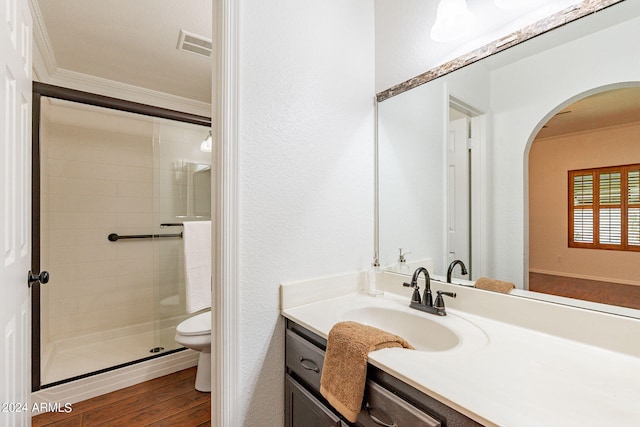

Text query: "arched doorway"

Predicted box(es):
[528, 84, 640, 310]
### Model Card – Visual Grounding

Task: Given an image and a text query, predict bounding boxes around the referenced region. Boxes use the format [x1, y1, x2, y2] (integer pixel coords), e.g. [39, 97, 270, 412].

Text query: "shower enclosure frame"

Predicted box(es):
[31, 82, 211, 392]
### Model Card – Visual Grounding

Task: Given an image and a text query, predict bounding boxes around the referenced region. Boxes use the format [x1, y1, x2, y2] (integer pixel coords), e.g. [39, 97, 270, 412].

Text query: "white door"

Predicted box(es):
[1, 0, 33, 425]
[447, 117, 470, 276]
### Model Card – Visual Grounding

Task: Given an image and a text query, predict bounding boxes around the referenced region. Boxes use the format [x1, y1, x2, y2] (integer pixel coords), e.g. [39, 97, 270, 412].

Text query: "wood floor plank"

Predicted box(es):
[93, 390, 209, 427]
[32, 368, 210, 427]
[81, 377, 198, 426]
[34, 413, 83, 427]
[33, 367, 197, 426]
[145, 401, 211, 427]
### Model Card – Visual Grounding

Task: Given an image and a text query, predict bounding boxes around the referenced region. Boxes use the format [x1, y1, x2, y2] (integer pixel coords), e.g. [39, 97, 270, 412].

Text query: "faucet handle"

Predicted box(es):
[434, 291, 456, 314]
[403, 282, 421, 304]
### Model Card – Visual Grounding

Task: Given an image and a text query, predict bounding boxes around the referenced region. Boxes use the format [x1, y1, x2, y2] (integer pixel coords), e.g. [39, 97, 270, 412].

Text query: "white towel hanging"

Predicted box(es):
[183, 221, 212, 313]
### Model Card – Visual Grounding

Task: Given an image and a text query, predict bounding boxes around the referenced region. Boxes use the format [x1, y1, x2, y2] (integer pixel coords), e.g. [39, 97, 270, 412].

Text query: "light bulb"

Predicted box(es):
[200, 131, 212, 152]
[430, 0, 476, 43]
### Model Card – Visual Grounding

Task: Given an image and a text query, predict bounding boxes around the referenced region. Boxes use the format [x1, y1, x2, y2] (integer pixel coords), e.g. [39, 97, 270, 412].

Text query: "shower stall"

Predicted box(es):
[32, 83, 211, 389]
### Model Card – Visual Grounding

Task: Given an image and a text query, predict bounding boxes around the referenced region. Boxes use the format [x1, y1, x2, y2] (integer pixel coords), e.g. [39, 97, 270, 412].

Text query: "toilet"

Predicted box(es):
[174, 310, 211, 392]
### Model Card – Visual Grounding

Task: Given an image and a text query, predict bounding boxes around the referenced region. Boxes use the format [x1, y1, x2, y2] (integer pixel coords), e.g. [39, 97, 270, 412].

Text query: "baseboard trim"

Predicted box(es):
[31, 349, 198, 411]
[529, 269, 640, 287]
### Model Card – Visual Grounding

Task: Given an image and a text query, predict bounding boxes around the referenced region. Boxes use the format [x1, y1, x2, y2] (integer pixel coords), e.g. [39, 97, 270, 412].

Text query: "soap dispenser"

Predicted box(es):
[395, 248, 411, 273]
[366, 256, 383, 297]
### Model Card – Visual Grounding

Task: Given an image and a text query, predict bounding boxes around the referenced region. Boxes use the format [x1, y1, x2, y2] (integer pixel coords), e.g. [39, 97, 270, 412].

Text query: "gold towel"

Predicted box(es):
[319, 321, 413, 422]
[475, 277, 515, 294]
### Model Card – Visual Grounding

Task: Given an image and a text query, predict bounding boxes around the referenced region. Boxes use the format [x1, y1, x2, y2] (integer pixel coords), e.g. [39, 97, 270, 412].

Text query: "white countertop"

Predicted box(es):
[281, 275, 640, 426]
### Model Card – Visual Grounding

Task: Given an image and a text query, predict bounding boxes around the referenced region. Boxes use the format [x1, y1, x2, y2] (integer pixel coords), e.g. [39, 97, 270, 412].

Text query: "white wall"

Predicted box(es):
[489, 14, 640, 285]
[236, 1, 374, 425]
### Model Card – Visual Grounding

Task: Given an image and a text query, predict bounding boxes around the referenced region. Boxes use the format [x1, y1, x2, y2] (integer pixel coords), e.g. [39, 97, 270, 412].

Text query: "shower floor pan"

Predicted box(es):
[42, 322, 183, 386]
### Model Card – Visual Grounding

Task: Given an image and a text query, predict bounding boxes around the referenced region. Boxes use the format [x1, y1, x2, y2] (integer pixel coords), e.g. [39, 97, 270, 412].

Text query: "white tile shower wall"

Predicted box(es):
[41, 119, 157, 342]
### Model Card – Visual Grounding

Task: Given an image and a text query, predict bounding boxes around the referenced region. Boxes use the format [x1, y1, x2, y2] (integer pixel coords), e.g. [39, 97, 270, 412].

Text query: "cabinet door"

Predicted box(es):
[357, 380, 441, 427]
[286, 374, 341, 427]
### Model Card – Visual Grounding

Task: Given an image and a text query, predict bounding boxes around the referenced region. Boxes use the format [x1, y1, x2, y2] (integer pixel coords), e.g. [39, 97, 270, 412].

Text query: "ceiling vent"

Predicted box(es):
[177, 30, 212, 58]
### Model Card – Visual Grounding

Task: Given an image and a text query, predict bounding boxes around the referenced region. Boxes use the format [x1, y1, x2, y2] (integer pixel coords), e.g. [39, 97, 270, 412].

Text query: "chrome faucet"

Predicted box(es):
[447, 259, 468, 284]
[403, 267, 456, 316]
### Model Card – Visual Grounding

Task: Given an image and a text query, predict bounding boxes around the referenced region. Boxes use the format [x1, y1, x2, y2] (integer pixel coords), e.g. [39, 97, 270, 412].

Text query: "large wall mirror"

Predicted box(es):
[376, 0, 640, 318]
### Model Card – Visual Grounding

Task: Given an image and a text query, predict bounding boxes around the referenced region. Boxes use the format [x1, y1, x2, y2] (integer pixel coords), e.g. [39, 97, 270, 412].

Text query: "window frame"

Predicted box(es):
[568, 164, 640, 252]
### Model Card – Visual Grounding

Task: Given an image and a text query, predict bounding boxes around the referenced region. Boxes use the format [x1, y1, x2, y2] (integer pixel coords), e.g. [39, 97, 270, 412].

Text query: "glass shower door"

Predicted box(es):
[151, 117, 212, 355]
[36, 93, 210, 387]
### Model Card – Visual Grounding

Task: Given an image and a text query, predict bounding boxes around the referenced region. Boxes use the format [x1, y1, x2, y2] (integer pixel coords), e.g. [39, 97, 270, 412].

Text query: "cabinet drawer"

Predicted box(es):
[286, 329, 325, 392]
[357, 380, 441, 427]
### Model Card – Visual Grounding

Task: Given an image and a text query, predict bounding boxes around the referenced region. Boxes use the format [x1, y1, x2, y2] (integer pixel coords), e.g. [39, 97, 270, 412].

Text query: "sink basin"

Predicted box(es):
[342, 306, 459, 351]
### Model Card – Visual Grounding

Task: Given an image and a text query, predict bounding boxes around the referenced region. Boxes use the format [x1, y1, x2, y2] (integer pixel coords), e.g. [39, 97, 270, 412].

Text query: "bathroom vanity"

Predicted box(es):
[285, 318, 480, 426]
[281, 2, 640, 425]
[281, 271, 640, 426]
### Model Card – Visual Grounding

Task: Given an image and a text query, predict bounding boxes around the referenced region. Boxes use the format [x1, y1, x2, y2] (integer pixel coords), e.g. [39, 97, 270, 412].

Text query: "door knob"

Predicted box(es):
[28, 270, 50, 288]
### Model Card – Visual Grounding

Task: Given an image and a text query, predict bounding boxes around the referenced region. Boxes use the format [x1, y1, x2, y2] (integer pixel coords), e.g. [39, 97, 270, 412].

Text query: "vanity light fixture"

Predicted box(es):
[200, 130, 212, 152]
[431, 0, 476, 43]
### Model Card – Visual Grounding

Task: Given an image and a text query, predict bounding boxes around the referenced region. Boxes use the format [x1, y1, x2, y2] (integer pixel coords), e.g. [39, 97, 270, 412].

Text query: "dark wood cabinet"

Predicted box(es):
[286, 374, 342, 427]
[285, 319, 483, 427]
[357, 380, 440, 427]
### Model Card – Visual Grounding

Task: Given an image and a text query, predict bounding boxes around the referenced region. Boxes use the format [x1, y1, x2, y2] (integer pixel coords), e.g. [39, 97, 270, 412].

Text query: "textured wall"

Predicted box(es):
[236, 0, 375, 425]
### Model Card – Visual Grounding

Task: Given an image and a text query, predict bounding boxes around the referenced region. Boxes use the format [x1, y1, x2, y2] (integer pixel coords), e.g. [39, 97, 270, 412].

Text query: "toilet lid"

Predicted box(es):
[177, 311, 211, 336]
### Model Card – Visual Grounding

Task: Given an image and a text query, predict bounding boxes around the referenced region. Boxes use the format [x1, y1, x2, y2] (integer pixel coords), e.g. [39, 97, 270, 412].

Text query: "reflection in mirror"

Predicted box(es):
[529, 86, 640, 313]
[174, 161, 212, 219]
[378, 57, 489, 280]
[376, 1, 640, 318]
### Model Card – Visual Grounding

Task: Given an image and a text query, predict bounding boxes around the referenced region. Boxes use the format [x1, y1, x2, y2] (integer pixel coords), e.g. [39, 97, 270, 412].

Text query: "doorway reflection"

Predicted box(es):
[528, 86, 640, 310]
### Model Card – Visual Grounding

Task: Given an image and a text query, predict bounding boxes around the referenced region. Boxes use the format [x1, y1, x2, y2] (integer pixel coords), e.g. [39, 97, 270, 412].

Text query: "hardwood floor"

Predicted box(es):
[529, 272, 640, 310]
[32, 367, 211, 427]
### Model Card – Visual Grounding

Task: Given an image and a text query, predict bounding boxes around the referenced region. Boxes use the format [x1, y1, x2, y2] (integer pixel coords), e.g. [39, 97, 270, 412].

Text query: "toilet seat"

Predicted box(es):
[176, 311, 211, 336]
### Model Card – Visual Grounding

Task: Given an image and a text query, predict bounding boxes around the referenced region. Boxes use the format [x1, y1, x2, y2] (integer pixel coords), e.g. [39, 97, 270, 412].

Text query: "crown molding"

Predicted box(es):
[28, 0, 211, 118]
[29, 0, 57, 78]
[46, 68, 211, 117]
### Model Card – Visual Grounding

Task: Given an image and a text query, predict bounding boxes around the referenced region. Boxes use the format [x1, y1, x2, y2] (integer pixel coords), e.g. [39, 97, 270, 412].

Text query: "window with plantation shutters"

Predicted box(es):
[569, 164, 640, 251]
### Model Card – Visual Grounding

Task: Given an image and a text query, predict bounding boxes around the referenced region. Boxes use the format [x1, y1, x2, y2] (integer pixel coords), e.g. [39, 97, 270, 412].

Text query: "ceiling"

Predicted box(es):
[33, 0, 638, 131]
[34, 0, 212, 104]
[535, 87, 640, 139]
